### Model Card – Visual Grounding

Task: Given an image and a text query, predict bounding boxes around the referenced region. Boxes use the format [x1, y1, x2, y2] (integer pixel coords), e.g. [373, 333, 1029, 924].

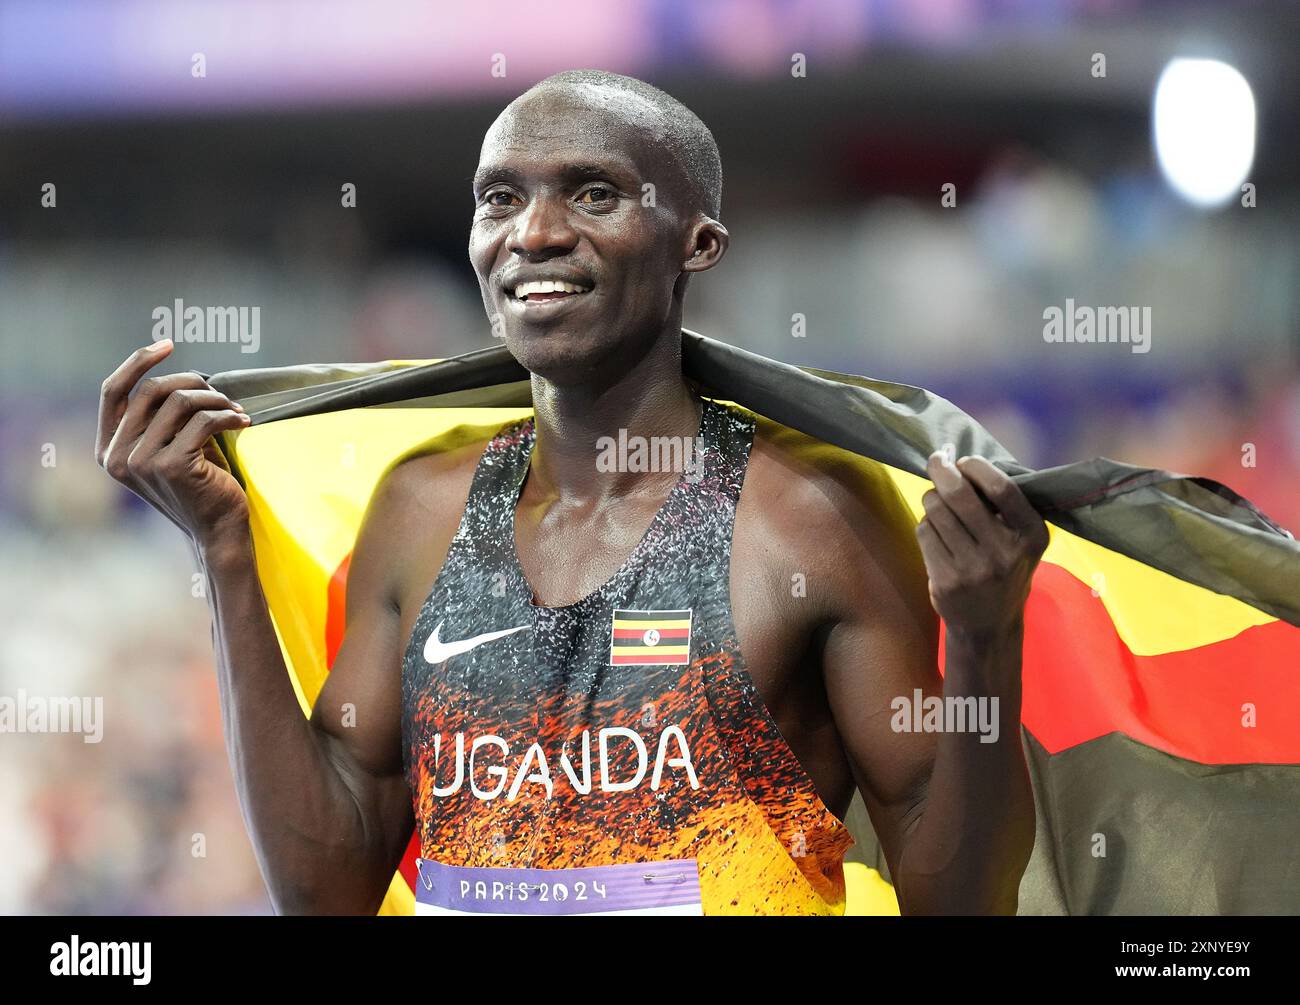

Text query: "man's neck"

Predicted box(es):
[528, 329, 701, 506]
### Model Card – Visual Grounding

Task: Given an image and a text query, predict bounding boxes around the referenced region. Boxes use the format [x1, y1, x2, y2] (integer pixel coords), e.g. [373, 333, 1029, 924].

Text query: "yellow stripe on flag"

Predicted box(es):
[884, 467, 1274, 656]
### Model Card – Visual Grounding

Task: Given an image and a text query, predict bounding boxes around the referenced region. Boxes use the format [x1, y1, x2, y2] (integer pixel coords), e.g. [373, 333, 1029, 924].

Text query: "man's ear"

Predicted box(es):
[682, 217, 730, 274]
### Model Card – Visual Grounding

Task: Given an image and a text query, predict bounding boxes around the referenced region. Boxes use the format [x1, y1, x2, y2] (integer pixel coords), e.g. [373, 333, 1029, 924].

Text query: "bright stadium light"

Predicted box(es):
[1153, 58, 1256, 209]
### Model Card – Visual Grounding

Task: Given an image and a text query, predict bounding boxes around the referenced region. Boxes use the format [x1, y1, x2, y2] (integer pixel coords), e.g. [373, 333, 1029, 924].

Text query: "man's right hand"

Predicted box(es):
[97, 339, 415, 915]
[96, 338, 252, 549]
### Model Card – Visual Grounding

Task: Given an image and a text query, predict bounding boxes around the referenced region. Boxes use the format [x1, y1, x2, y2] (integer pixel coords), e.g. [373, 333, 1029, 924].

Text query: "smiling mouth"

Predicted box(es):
[509, 279, 593, 305]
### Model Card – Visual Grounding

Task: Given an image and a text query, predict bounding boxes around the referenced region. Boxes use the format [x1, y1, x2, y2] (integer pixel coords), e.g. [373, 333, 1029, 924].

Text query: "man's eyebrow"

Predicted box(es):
[473, 161, 640, 193]
[560, 162, 639, 184]
[473, 165, 523, 191]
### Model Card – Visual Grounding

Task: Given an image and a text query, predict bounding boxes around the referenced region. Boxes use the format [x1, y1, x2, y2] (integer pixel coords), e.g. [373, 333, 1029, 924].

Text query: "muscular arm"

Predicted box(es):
[821, 516, 1037, 915]
[755, 429, 1041, 914]
[95, 341, 444, 913]
[201, 465, 415, 915]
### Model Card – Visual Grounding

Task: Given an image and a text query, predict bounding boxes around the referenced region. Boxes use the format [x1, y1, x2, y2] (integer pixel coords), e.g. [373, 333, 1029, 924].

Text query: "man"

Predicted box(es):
[96, 70, 1048, 915]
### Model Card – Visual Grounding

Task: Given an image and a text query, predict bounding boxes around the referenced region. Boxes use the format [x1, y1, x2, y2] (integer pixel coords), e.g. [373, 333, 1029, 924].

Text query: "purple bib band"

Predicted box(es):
[414, 859, 703, 916]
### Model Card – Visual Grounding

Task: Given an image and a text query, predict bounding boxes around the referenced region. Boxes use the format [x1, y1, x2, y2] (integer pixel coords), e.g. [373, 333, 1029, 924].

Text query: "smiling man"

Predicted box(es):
[97, 70, 1047, 915]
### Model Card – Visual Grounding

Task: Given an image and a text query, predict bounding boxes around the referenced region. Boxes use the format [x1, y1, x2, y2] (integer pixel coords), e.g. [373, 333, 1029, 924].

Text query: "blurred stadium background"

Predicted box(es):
[1, 0, 1296, 913]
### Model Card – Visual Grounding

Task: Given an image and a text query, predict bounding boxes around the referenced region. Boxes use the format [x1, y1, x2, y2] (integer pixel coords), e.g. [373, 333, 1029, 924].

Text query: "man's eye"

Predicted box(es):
[484, 190, 517, 207]
[579, 186, 615, 205]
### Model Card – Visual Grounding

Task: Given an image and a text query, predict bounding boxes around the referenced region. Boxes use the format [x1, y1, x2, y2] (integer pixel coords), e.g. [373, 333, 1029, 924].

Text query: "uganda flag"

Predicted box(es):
[209, 329, 1300, 916]
[611, 610, 693, 665]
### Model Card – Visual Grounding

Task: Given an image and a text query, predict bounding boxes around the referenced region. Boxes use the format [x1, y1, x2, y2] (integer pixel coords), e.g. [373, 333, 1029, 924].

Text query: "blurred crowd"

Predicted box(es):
[0, 516, 270, 913]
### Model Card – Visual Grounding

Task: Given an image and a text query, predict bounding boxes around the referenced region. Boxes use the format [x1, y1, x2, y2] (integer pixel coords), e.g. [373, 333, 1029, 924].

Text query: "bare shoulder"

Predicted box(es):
[738, 413, 929, 624]
[371, 420, 508, 525]
[746, 414, 910, 520]
[745, 414, 918, 548]
[351, 418, 518, 611]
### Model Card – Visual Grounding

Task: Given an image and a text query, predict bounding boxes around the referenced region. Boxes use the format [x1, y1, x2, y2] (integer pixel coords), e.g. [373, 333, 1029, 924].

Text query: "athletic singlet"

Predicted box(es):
[400, 398, 854, 915]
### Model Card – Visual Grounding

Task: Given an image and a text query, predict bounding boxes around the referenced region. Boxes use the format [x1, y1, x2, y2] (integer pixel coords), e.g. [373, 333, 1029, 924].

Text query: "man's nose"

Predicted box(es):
[508, 193, 578, 258]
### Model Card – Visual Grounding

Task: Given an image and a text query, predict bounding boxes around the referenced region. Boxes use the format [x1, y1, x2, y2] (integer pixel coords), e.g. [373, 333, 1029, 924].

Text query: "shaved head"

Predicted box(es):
[515, 69, 723, 220]
[469, 69, 731, 382]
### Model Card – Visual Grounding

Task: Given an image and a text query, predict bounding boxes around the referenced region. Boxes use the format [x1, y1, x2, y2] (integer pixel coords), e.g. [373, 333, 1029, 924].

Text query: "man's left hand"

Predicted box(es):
[916, 452, 1050, 640]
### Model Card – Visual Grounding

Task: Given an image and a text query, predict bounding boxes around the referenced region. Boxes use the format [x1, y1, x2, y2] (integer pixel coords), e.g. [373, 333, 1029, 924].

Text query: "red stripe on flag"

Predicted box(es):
[1003, 563, 1300, 764]
[325, 551, 352, 670]
[398, 830, 419, 892]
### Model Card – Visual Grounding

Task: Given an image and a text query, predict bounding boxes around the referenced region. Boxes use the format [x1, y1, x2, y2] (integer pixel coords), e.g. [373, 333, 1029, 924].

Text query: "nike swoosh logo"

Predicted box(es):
[424, 621, 529, 664]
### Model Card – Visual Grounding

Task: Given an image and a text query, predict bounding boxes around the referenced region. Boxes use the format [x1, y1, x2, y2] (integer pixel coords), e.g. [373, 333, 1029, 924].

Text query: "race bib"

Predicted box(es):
[414, 859, 704, 916]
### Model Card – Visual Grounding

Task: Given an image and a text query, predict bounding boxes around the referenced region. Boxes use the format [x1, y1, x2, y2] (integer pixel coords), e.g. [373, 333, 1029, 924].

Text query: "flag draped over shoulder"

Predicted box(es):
[209, 329, 1300, 916]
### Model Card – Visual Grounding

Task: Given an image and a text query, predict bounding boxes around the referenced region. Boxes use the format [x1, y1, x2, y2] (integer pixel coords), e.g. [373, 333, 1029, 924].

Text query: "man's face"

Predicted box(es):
[469, 87, 693, 383]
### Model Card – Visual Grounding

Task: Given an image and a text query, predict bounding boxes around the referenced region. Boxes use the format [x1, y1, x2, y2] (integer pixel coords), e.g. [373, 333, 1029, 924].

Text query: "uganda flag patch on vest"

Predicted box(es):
[610, 609, 693, 666]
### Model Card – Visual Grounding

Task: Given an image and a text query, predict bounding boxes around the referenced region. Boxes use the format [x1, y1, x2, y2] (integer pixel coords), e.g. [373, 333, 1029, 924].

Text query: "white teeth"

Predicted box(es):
[513, 279, 591, 300]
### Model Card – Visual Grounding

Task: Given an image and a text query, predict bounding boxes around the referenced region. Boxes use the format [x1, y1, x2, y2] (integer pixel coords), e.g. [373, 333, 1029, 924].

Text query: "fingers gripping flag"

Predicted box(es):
[210, 330, 1300, 916]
